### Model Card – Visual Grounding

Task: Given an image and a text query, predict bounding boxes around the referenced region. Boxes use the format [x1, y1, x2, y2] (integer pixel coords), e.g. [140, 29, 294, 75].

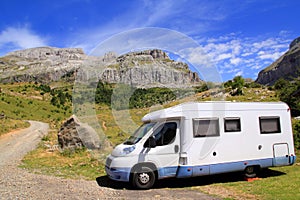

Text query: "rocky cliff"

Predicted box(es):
[0, 47, 86, 83]
[256, 37, 300, 85]
[100, 49, 201, 88]
[0, 47, 201, 88]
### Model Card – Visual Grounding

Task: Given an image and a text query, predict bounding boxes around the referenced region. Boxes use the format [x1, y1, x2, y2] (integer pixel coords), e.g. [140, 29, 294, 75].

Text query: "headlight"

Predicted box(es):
[122, 145, 135, 155]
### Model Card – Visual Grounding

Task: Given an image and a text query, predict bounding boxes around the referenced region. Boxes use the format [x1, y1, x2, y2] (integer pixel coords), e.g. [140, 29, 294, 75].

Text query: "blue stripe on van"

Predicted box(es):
[158, 166, 178, 179]
[176, 158, 274, 178]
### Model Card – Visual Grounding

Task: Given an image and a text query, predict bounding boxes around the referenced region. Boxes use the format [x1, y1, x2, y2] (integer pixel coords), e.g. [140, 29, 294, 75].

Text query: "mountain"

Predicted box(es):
[255, 37, 300, 85]
[0, 47, 201, 88]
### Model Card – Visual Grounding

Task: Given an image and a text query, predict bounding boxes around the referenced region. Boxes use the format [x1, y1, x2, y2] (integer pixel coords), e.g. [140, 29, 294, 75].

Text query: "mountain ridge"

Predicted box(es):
[0, 47, 201, 88]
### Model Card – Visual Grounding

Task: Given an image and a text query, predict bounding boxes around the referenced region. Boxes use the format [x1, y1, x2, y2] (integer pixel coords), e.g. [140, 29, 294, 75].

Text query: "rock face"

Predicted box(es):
[0, 47, 86, 83]
[0, 47, 201, 88]
[100, 49, 201, 88]
[57, 115, 101, 150]
[256, 37, 300, 85]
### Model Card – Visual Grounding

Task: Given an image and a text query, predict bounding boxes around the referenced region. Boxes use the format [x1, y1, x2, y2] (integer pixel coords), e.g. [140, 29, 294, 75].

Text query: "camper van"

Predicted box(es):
[105, 102, 296, 189]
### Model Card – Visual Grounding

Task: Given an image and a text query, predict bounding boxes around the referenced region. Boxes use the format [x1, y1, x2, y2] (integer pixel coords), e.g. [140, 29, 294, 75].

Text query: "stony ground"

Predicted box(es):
[0, 121, 220, 200]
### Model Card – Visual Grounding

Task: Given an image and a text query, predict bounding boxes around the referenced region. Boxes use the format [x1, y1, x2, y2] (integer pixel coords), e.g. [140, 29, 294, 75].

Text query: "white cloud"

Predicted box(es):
[230, 57, 242, 65]
[217, 53, 232, 61]
[189, 32, 291, 80]
[0, 25, 47, 51]
[258, 51, 285, 60]
[235, 70, 243, 77]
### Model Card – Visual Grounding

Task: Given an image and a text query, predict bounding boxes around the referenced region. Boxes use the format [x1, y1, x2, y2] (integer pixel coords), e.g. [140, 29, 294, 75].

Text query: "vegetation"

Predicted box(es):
[292, 119, 300, 150]
[94, 81, 202, 110]
[223, 76, 245, 95]
[274, 78, 300, 116]
[1, 78, 300, 199]
[0, 118, 30, 136]
[0, 82, 72, 127]
[196, 152, 300, 200]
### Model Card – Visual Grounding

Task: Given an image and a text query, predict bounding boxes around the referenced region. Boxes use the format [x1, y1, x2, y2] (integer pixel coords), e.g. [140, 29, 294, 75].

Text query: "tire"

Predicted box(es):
[132, 166, 156, 189]
[244, 166, 257, 178]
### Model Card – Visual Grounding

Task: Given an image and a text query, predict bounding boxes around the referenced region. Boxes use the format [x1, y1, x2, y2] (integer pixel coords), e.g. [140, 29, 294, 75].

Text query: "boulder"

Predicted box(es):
[58, 115, 101, 150]
[0, 112, 5, 119]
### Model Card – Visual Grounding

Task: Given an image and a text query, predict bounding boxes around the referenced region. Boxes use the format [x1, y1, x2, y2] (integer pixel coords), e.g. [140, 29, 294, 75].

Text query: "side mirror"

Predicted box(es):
[144, 136, 156, 148]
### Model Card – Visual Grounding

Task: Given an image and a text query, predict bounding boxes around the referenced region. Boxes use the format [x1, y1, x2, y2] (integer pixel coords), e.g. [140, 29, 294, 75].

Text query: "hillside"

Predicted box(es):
[1, 81, 300, 199]
[256, 36, 300, 85]
[0, 47, 201, 88]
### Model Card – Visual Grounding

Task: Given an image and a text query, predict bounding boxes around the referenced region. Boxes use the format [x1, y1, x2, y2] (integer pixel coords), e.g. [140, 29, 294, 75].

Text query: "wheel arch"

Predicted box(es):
[130, 162, 158, 180]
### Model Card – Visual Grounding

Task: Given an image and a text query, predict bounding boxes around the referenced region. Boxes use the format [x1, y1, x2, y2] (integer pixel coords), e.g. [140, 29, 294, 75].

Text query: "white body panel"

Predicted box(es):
[106, 102, 296, 183]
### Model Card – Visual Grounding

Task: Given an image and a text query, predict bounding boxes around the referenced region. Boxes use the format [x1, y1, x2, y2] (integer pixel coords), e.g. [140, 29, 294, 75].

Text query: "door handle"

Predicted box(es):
[174, 145, 179, 153]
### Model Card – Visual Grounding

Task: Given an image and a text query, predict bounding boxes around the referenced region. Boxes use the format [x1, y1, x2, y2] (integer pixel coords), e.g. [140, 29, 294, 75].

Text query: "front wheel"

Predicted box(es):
[132, 166, 156, 189]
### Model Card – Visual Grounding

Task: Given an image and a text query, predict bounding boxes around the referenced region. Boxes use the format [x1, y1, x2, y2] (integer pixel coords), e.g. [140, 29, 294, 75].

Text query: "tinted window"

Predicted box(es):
[193, 118, 219, 137]
[224, 118, 241, 132]
[153, 122, 177, 146]
[259, 116, 281, 134]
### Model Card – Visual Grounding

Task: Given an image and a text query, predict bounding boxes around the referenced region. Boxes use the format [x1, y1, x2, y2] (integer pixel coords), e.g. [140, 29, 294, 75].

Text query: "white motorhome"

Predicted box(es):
[105, 102, 296, 189]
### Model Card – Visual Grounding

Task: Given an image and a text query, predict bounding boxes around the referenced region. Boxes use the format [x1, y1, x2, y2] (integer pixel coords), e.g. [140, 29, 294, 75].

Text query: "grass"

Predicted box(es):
[2, 82, 300, 199]
[20, 146, 106, 180]
[0, 118, 30, 136]
[196, 151, 300, 200]
[20, 128, 109, 180]
[0, 83, 72, 127]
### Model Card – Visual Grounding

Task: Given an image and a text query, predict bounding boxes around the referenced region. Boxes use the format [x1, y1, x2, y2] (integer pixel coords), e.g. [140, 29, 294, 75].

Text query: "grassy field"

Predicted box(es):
[0, 118, 30, 136]
[0, 83, 72, 127]
[194, 151, 300, 200]
[1, 82, 300, 199]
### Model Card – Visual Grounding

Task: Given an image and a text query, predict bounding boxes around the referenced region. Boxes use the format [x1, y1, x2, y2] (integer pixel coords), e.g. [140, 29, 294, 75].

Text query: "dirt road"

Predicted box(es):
[0, 121, 219, 200]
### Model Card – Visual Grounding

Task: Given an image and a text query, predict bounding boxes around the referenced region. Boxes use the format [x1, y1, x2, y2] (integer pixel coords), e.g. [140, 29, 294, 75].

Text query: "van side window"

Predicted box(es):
[224, 118, 241, 132]
[153, 122, 177, 146]
[193, 118, 219, 137]
[259, 116, 281, 134]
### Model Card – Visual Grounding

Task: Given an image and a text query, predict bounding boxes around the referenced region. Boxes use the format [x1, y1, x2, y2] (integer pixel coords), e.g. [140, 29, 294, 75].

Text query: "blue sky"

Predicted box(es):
[0, 0, 299, 81]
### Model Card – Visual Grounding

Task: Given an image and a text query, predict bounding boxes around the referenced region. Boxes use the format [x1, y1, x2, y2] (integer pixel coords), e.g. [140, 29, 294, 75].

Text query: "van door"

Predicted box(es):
[273, 143, 289, 166]
[141, 120, 180, 179]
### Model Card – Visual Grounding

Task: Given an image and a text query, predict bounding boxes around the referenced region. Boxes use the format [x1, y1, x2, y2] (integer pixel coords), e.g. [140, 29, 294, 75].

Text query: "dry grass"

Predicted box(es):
[0, 118, 30, 136]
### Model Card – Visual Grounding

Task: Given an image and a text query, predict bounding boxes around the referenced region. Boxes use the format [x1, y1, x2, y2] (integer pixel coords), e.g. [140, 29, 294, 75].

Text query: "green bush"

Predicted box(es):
[293, 120, 300, 150]
[274, 78, 300, 116]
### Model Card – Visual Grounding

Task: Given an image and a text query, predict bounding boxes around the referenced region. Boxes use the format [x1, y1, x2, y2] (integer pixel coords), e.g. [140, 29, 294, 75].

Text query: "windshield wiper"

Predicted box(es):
[124, 136, 136, 145]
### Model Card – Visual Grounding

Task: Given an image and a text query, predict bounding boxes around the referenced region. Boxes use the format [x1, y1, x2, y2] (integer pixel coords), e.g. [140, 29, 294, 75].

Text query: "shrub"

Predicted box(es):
[293, 120, 300, 150]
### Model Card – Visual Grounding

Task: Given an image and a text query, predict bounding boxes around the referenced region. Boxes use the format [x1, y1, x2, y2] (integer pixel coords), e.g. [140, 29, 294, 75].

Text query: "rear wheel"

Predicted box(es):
[132, 166, 156, 189]
[244, 166, 257, 178]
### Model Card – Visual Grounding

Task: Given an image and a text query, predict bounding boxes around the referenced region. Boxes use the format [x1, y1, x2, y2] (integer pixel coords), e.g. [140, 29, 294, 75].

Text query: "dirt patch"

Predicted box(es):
[0, 121, 221, 200]
[198, 185, 259, 200]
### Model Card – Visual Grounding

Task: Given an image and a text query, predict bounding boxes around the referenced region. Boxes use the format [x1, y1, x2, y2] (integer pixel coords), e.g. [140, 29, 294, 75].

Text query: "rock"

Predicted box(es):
[0, 47, 86, 84]
[0, 112, 5, 119]
[6, 47, 85, 60]
[0, 47, 202, 88]
[101, 49, 201, 88]
[256, 37, 300, 85]
[290, 36, 300, 49]
[57, 115, 101, 150]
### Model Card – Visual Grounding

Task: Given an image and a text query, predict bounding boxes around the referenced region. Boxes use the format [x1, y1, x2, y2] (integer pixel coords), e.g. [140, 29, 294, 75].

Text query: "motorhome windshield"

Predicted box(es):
[124, 122, 156, 145]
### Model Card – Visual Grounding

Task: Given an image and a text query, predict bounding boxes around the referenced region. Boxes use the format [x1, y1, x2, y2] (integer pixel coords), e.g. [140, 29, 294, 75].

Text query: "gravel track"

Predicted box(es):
[0, 121, 219, 200]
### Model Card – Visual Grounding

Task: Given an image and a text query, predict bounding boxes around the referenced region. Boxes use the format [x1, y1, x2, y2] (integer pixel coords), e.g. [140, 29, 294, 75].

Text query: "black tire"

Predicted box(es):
[244, 166, 257, 178]
[132, 166, 156, 189]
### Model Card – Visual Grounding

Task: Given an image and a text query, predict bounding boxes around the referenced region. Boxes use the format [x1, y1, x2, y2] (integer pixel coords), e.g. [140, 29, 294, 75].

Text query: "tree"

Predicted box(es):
[275, 79, 300, 116]
[231, 76, 245, 96]
[293, 120, 300, 149]
[274, 78, 288, 90]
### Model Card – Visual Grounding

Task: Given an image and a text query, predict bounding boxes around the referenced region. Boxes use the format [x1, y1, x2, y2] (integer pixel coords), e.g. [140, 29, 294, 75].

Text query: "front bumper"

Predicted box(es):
[105, 166, 131, 182]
